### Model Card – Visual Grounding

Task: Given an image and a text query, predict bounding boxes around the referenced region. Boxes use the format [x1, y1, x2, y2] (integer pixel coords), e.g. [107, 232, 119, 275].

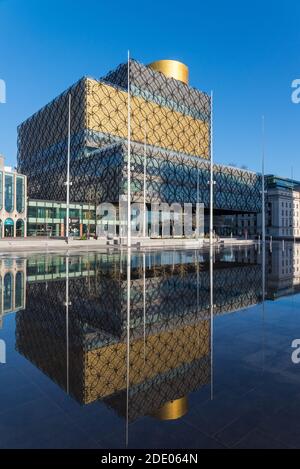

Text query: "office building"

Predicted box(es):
[0, 156, 27, 238]
[18, 59, 262, 237]
[264, 175, 300, 239]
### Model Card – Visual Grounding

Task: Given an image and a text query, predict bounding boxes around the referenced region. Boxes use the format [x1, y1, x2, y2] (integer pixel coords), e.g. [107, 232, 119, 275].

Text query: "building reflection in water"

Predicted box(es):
[0, 258, 26, 328]
[2, 243, 300, 445]
[267, 241, 300, 299]
[13, 248, 264, 430]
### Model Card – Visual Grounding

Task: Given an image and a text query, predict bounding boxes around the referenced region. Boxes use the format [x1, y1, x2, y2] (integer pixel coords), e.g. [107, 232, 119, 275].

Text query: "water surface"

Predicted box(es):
[0, 243, 299, 449]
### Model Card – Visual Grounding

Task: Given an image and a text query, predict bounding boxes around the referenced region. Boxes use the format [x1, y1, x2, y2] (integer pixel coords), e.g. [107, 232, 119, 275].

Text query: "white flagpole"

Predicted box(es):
[210, 91, 214, 401]
[125, 249, 131, 447]
[65, 255, 70, 395]
[210, 91, 214, 246]
[262, 116, 265, 243]
[197, 156, 200, 240]
[66, 94, 71, 243]
[261, 116, 266, 375]
[143, 252, 146, 363]
[143, 122, 147, 238]
[127, 51, 131, 248]
[262, 116, 265, 291]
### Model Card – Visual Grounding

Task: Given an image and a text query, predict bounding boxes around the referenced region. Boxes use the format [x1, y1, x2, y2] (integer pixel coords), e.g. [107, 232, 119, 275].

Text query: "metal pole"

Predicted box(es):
[262, 230, 266, 375]
[292, 166, 295, 245]
[210, 232, 214, 401]
[210, 91, 214, 247]
[66, 94, 71, 244]
[125, 249, 131, 447]
[127, 51, 131, 248]
[143, 252, 146, 363]
[262, 116, 265, 296]
[262, 116, 265, 245]
[261, 118, 266, 376]
[143, 122, 147, 238]
[197, 163, 200, 240]
[196, 251, 199, 313]
[65, 256, 69, 395]
[210, 91, 214, 401]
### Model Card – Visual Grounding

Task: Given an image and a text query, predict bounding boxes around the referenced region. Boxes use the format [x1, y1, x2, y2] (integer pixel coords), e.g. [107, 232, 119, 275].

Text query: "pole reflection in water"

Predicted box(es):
[126, 249, 131, 448]
[262, 236, 266, 375]
[196, 251, 199, 316]
[210, 244, 214, 401]
[65, 255, 70, 395]
[143, 253, 146, 365]
[10, 248, 270, 447]
[261, 114, 266, 375]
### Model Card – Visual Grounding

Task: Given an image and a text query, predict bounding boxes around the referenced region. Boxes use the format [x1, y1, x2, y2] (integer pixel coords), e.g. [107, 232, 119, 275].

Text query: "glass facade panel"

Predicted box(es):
[16, 176, 25, 213]
[70, 208, 80, 218]
[60, 208, 66, 219]
[5, 174, 14, 213]
[16, 219, 25, 237]
[4, 218, 14, 237]
[83, 209, 96, 219]
[3, 273, 12, 311]
[28, 206, 37, 218]
[15, 271, 24, 308]
[28, 205, 59, 220]
[45, 207, 55, 218]
[37, 207, 45, 218]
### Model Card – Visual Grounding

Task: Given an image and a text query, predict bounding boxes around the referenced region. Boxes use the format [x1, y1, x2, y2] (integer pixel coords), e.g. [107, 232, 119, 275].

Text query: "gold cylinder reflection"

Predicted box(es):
[148, 60, 189, 85]
[152, 396, 188, 421]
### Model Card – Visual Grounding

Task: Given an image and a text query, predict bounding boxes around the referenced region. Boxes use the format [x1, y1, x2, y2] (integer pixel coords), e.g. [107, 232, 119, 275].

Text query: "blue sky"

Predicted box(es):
[0, 0, 300, 178]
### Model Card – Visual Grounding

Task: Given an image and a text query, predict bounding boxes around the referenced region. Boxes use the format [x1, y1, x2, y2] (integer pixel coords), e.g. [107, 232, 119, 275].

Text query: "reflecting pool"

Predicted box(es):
[1, 243, 300, 448]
